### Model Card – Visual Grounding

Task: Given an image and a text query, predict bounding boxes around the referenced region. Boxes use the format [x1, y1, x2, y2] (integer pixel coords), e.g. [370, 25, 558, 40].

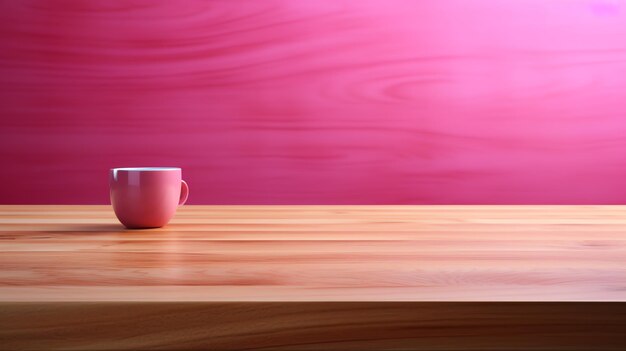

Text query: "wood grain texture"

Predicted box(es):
[1, 205, 625, 350]
[2, 303, 626, 351]
[3, 0, 626, 204]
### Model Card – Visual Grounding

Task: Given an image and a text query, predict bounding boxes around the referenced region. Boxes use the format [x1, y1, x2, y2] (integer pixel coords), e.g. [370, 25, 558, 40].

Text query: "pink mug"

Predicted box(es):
[110, 167, 189, 229]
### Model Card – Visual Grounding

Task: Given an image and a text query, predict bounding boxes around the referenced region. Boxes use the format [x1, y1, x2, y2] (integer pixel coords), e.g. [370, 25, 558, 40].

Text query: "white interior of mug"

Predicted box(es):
[112, 167, 180, 171]
[111, 167, 181, 181]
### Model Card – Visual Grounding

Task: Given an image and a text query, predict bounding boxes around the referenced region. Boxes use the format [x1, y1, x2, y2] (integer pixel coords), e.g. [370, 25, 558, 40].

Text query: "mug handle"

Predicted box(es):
[179, 180, 189, 205]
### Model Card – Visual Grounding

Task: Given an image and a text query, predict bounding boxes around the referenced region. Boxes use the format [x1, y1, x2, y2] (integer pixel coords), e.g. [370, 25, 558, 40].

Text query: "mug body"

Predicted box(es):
[110, 167, 183, 228]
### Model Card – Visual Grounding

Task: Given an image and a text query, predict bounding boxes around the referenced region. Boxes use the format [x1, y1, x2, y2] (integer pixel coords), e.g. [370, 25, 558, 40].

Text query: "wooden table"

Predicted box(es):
[1, 205, 625, 350]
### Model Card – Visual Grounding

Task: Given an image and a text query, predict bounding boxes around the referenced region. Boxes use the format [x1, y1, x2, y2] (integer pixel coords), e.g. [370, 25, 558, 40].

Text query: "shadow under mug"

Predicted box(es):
[110, 167, 189, 229]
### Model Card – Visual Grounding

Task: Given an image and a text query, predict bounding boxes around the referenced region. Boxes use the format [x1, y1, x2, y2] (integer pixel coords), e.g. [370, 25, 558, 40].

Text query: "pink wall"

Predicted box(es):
[2, 0, 626, 204]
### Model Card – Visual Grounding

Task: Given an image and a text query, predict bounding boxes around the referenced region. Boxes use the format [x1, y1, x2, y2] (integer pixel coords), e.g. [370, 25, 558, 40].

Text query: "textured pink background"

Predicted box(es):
[2, 0, 626, 204]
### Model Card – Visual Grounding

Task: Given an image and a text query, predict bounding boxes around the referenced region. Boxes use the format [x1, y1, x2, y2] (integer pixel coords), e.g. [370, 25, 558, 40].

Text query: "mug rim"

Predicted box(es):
[111, 167, 181, 171]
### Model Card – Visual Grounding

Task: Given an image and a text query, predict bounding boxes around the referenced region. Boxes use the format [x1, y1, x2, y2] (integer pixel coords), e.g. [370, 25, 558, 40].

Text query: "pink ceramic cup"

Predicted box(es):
[110, 167, 189, 229]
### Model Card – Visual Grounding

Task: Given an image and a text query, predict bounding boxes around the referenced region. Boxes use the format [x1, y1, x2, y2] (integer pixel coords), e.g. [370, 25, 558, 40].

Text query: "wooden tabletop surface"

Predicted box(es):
[1, 205, 625, 350]
[1, 205, 625, 302]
